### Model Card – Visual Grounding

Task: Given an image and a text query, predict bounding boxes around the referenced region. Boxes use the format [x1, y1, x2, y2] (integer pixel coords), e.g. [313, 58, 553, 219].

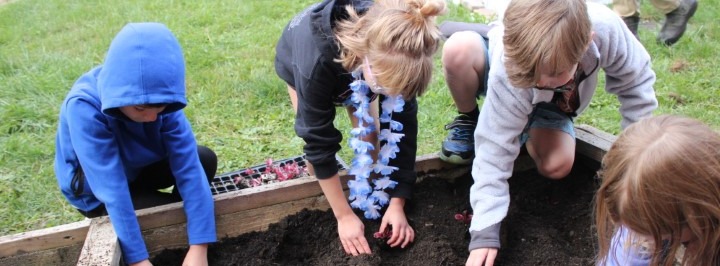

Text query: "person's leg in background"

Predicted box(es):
[613, 0, 642, 38]
[131, 145, 217, 208]
[653, 0, 697, 46]
[439, 30, 489, 165]
[613, 0, 698, 45]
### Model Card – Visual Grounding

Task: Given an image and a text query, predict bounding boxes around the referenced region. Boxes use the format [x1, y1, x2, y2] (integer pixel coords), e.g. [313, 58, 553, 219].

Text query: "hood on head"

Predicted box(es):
[98, 22, 187, 118]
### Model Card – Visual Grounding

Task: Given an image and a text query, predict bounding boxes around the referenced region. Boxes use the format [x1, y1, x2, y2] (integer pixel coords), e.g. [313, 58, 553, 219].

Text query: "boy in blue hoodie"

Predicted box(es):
[54, 23, 217, 265]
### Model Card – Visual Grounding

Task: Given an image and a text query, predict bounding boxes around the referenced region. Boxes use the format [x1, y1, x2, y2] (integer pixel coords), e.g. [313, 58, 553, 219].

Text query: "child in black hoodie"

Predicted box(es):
[275, 0, 445, 256]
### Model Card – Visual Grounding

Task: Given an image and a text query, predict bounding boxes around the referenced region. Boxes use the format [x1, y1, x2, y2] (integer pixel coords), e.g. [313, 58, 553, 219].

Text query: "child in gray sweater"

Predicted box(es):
[439, 0, 658, 265]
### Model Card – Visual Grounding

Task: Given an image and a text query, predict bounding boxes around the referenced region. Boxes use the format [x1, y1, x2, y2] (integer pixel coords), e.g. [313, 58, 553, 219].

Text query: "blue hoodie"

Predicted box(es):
[54, 23, 216, 263]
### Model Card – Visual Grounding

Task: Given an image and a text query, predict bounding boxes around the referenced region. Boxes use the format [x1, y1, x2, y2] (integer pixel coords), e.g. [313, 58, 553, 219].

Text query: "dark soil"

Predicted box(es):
[152, 161, 598, 266]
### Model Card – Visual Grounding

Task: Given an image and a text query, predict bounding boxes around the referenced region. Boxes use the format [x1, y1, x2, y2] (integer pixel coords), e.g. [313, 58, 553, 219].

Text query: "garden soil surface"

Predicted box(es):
[152, 161, 599, 265]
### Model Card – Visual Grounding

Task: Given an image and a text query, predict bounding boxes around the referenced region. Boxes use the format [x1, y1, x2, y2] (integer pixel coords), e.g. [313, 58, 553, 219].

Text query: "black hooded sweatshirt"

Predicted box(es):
[274, 0, 418, 199]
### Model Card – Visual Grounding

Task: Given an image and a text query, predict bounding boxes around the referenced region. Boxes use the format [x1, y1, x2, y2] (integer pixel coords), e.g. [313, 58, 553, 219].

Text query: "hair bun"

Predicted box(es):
[418, 0, 447, 17]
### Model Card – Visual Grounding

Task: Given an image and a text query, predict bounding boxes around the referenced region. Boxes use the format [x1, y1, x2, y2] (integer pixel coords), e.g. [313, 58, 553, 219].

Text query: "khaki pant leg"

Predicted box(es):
[613, 0, 642, 17]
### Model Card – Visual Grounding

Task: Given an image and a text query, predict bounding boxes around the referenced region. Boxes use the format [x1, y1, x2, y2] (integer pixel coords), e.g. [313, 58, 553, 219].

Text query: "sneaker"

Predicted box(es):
[440, 114, 477, 165]
[657, 0, 698, 46]
[621, 13, 640, 40]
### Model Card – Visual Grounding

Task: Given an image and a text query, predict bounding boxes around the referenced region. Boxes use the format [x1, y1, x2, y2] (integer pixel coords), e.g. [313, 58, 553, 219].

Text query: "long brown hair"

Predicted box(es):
[334, 0, 445, 98]
[595, 115, 720, 265]
[503, 0, 591, 88]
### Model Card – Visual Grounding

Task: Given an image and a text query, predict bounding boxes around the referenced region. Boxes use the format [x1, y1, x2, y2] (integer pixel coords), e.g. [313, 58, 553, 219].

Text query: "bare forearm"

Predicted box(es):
[389, 197, 406, 210]
[317, 174, 354, 219]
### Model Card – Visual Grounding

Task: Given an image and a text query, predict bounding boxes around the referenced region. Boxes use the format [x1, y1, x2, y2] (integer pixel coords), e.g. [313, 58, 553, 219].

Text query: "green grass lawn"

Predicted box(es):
[0, 0, 718, 236]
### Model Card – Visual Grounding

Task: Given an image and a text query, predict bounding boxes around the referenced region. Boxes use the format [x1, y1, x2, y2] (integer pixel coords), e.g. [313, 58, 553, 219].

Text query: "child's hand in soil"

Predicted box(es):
[337, 213, 372, 256]
[466, 248, 498, 266]
[379, 198, 415, 248]
[182, 244, 209, 266]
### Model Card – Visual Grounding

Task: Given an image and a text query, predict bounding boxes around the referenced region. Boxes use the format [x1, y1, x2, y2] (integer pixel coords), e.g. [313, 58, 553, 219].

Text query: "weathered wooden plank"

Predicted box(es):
[0, 244, 82, 266]
[0, 219, 90, 258]
[134, 155, 455, 231]
[144, 196, 331, 255]
[134, 172, 348, 231]
[76, 216, 120, 266]
[575, 124, 617, 162]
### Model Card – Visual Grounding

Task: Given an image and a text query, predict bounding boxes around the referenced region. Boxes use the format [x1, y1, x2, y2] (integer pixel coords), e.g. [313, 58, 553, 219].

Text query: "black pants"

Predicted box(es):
[78, 145, 217, 218]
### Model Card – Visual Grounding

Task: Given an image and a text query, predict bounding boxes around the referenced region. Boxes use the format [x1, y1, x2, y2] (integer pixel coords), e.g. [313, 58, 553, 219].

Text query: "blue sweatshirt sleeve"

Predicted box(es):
[161, 111, 217, 245]
[65, 98, 149, 263]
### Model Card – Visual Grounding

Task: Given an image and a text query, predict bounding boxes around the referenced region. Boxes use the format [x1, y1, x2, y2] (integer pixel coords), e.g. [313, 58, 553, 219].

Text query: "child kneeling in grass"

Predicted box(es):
[595, 115, 720, 266]
[54, 22, 217, 266]
[439, 0, 659, 265]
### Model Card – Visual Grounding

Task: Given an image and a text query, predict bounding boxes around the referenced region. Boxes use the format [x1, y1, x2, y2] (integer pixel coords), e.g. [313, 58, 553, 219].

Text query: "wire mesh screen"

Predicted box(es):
[210, 155, 348, 195]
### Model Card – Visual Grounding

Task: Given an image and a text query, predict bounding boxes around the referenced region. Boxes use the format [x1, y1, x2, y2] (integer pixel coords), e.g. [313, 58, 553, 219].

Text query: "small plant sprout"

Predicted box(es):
[247, 177, 263, 188]
[454, 210, 473, 225]
[373, 226, 393, 240]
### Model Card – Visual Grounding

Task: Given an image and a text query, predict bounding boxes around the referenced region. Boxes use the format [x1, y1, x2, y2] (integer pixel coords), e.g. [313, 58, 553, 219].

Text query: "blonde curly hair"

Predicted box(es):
[334, 0, 445, 98]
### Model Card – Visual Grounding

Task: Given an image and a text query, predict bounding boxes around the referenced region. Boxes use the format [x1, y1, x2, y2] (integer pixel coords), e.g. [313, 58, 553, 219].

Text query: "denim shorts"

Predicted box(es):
[519, 102, 575, 144]
[477, 35, 490, 98]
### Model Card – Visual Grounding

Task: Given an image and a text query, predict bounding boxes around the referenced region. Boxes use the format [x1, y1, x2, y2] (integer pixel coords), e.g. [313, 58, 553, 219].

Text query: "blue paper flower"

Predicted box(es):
[378, 129, 404, 143]
[350, 124, 374, 140]
[348, 163, 373, 180]
[373, 164, 398, 176]
[372, 176, 398, 190]
[364, 204, 382, 220]
[378, 144, 400, 164]
[369, 190, 391, 206]
[344, 69, 405, 220]
[348, 179, 372, 198]
[381, 95, 405, 113]
[350, 195, 368, 209]
[351, 152, 374, 167]
[389, 120, 403, 131]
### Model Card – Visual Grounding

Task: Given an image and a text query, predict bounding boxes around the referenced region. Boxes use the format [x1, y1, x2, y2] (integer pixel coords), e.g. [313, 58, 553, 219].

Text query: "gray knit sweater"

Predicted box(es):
[468, 2, 658, 251]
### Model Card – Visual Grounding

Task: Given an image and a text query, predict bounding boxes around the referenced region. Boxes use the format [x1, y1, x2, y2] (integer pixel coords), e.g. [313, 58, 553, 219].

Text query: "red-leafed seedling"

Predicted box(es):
[234, 158, 309, 188]
[454, 210, 473, 225]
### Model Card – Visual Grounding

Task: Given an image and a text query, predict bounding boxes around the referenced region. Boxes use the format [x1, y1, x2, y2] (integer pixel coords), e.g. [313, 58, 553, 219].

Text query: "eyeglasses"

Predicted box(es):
[363, 56, 388, 95]
[535, 80, 574, 92]
[535, 64, 582, 92]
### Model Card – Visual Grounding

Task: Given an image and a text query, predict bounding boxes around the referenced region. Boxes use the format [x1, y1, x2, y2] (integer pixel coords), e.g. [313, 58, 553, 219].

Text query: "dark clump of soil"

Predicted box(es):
[152, 162, 598, 266]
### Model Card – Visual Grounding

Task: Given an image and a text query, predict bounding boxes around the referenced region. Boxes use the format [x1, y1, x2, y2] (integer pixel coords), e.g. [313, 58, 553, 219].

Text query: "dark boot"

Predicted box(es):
[657, 0, 698, 46]
[621, 13, 640, 40]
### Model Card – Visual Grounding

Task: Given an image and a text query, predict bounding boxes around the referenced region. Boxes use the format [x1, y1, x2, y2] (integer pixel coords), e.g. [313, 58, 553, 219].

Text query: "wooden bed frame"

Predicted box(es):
[0, 125, 616, 265]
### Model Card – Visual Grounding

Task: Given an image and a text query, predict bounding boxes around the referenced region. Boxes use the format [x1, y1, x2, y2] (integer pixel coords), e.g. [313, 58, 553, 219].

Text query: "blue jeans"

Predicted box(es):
[519, 102, 575, 144]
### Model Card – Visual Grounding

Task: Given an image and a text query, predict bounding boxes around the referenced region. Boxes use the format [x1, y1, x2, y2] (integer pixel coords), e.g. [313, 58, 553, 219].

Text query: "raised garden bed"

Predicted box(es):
[0, 125, 616, 266]
[152, 162, 599, 265]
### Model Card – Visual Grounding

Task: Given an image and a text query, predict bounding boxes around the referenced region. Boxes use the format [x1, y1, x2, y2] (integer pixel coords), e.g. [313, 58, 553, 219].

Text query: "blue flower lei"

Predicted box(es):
[344, 70, 405, 220]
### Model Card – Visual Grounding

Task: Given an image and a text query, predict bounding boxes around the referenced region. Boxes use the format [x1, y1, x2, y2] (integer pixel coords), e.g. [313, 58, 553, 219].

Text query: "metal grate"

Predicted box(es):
[210, 155, 348, 195]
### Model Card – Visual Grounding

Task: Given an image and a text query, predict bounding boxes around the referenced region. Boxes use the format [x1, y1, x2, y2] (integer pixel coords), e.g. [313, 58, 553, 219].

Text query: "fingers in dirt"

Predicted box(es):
[401, 227, 414, 248]
[354, 238, 372, 255]
[340, 239, 352, 254]
[390, 226, 405, 247]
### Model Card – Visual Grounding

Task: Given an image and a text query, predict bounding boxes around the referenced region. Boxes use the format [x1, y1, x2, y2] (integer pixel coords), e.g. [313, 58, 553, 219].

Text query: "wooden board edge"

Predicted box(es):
[575, 124, 616, 162]
[76, 217, 120, 266]
[0, 244, 83, 266]
[0, 219, 90, 258]
[143, 195, 332, 255]
[134, 154, 460, 230]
